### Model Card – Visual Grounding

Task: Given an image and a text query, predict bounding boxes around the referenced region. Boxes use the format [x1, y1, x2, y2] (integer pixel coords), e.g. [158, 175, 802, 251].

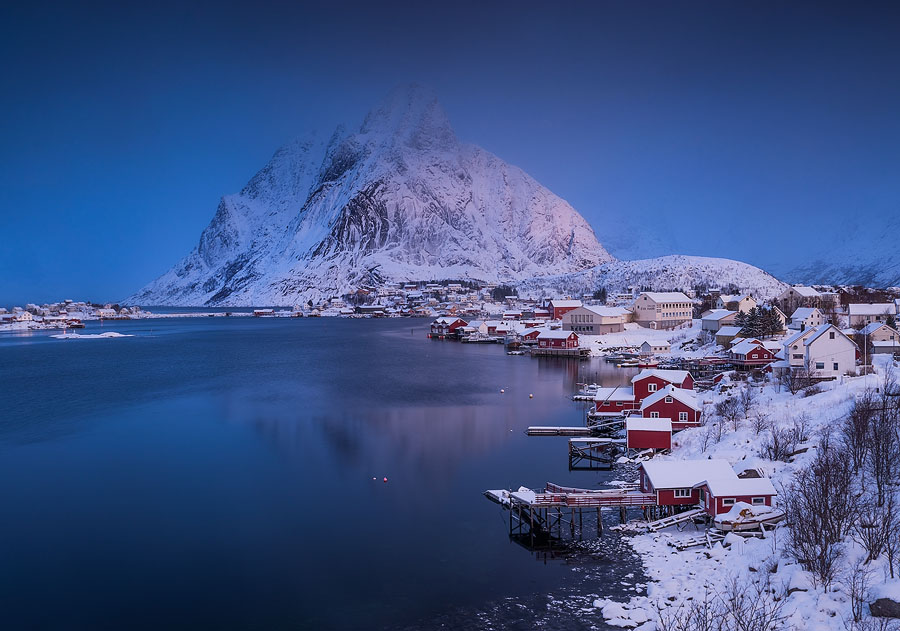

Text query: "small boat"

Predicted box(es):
[713, 504, 785, 532]
[507, 350, 525, 356]
[637, 360, 659, 368]
[617, 360, 640, 368]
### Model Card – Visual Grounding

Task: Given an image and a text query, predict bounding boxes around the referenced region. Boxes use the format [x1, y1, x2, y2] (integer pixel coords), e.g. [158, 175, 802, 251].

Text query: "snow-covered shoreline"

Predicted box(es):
[588, 356, 900, 630]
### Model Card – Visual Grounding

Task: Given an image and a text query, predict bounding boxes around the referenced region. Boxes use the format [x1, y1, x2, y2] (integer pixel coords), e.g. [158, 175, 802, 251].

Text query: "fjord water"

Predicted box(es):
[0, 317, 642, 629]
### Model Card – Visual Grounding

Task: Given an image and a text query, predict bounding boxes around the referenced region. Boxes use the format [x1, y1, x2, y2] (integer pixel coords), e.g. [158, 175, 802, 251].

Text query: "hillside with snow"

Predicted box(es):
[519, 255, 787, 299]
[780, 215, 900, 288]
[128, 85, 613, 306]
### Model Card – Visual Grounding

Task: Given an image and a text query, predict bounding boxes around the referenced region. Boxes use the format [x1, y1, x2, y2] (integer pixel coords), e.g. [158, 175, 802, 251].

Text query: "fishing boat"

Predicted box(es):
[617, 360, 640, 368]
[636, 359, 659, 368]
[713, 504, 785, 532]
[507, 350, 525, 356]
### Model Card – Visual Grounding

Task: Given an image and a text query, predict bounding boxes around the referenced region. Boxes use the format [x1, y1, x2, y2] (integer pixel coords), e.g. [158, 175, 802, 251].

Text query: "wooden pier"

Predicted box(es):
[485, 483, 657, 546]
[567, 437, 625, 470]
[526, 425, 594, 436]
[530, 347, 591, 359]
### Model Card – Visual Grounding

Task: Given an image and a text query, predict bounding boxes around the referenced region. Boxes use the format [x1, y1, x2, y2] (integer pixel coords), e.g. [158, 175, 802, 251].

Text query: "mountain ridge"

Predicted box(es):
[128, 85, 785, 306]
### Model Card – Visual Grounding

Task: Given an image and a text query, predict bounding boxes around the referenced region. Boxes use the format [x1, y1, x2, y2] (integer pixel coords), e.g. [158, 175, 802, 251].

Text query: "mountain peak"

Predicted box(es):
[359, 83, 455, 150]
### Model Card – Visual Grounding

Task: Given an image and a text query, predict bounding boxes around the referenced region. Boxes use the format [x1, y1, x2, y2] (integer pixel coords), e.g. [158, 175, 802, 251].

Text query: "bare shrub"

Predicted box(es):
[760, 425, 797, 462]
[652, 574, 786, 631]
[842, 391, 876, 473]
[785, 444, 857, 590]
[717, 397, 741, 433]
[751, 410, 770, 435]
[845, 558, 874, 624]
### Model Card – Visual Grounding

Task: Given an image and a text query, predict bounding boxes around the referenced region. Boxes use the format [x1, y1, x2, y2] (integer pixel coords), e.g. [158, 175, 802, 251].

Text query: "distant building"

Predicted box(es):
[561, 305, 629, 334]
[633, 292, 693, 330]
[716, 294, 756, 313]
[848, 303, 897, 328]
[548, 300, 583, 320]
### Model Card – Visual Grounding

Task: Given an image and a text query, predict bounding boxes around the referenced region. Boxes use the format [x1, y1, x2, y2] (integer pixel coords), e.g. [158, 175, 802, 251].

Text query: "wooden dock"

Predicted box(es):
[568, 437, 625, 470]
[485, 482, 658, 546]
[531, 347, 591, 359]
[526, 426, 594, 436]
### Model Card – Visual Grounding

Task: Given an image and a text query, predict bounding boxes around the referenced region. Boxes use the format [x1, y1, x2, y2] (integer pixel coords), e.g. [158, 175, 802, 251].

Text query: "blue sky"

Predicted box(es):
[2, 1, 900, 303]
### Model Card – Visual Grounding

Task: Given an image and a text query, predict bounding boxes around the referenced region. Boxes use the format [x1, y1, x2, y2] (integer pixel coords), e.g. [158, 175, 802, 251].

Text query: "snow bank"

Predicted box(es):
[50, 332, 132, 340]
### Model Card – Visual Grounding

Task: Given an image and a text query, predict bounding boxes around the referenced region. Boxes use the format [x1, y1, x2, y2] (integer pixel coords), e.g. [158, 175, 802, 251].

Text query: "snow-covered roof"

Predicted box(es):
[702, 309, 736, 322]
[720, 294, 751, 303]
[640, 340, 671, 349]
[579, 305, 630, 318]
[631, 369, 690, 385]
[642, 459, 735, 490]
[782, 327, 815, 348]
[787, 286, 820, 297]
[716, 326, 744, 337]
[549, 300, 582, 308]
[593, 387, 636, 402]
[642, 385, 700, 410]
[803, 323, 857, 348]
[640, 292, 691, 303]
[859, 321, 896, 336]
[627, 417, 672, 432]
[730, 338, 766, 356]
[696, 476, 777, 498]
[432, 316, 464, 325]
[849, 303, 897, 316]
[789, 307, 820, 320]
[537, 329, 578, 340]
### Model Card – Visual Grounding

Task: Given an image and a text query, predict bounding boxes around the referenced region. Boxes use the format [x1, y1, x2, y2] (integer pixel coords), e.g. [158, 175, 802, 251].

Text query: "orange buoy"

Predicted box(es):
[383, 477, 388, 483]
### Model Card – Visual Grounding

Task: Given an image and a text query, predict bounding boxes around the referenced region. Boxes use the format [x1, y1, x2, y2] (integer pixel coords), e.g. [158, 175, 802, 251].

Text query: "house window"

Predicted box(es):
[664, 396, 673, 403]
[650, 411, 660, 418]
[833, 362, 839, 371]
[829, 332, 835, 339]
[816, 362, 825, 370]
[674, 488, 692, 498]
[603, 401, 610, 406]
[722, 499, 735, 507]
[679, 412, 688, 421]
[617, 401, 623, 406]
[648, 383, 658, 392]
[752, 497, 765, 505]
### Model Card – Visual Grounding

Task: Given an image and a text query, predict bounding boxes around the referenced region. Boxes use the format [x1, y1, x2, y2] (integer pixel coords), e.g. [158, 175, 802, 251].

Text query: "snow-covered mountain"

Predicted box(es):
[519, 255, 787, 300]
[779, 216, 900, 288]
[129, 85, 614, 306]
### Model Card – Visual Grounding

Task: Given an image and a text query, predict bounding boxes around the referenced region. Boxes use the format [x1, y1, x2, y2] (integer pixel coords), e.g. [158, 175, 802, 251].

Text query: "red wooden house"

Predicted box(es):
[592, 387, 638, 414]
[693, 476, 777, 517]
[537, 330, 579, 349]
[631, 369, 694, 403]
[639, 459, 731, 509]
[626, 417, 672, 450]
[640, 385, 702, 430]
[430, 317, 467, 337]
[521, 329, 543, 344]
[548, 300, 582, 321]
[728, 338, 778, 369]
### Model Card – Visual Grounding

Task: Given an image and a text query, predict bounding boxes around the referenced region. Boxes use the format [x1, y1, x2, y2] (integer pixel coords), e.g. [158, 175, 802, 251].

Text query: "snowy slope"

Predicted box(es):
[128, 84, 613, 306]
[519, 255, 787, 299]
[780, 215, 900, 287]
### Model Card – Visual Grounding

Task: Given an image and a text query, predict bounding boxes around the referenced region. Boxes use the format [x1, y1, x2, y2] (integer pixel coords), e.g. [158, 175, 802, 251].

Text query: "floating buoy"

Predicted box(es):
[383, 477, 388, 483]
[529, 393, 534, 399]
[372, 477, 377, 481]
[500, 389, 505, 394]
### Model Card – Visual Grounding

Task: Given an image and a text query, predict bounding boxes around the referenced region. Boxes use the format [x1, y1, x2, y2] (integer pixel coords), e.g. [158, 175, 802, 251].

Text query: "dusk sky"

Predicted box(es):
[3, 1, 900, 304]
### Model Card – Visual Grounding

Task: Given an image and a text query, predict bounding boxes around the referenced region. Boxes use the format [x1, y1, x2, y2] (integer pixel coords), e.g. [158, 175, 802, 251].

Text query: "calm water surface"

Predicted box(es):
[0, 317, 645, 629]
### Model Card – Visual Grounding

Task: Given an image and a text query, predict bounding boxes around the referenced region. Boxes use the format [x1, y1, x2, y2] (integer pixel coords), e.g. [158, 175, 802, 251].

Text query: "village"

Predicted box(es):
[423, 283, 900, 631]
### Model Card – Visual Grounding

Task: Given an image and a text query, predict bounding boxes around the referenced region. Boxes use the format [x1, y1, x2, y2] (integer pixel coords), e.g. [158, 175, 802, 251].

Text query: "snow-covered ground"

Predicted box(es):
[588, 355, 900, 630]
[578, 320, 706, 358]
[50, 332, 132, 340]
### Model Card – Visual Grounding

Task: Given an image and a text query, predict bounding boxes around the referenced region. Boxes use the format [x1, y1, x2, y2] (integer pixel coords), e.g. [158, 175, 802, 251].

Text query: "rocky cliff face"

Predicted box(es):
[130, 84, 614, 306]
